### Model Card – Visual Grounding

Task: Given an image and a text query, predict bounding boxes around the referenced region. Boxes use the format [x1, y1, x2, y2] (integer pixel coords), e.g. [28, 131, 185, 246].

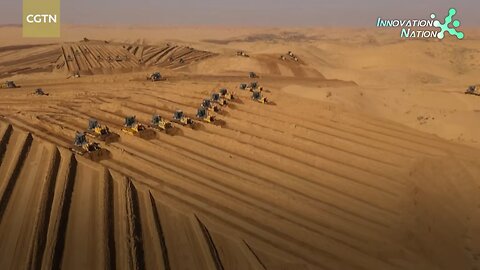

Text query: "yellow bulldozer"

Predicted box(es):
[122, 116, 155, 138]
[252, 91, 268, 104]
[196, 107, 216, 123]
[1, 81, 19, 89]
[219, 88, 235, 100]
[172, 110, 194, 126]
[465, 85, 480, 96]
[150, 114, 173, 133]
[201, 99, 220, 112]
[211, 93, 228, 106]
[71, 131, 108, 161]
[86, 119, 117, 143]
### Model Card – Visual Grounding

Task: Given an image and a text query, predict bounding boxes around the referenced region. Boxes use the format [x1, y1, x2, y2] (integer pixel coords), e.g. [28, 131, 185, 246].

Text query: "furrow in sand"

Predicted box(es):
[48, 109, 399, 232]
[194, 215, 225, 270]
[0, 137, 46, 269]
[0, 130, 33, 223]
[61, 160, 106, 270]
[111, 174, 145, 270]
[27, 145, 62, 270]
[104, 160, 397, 270]
[0, 123, 13, 166]
[41, 152, 77, 270]
[48, 112, 397, 249]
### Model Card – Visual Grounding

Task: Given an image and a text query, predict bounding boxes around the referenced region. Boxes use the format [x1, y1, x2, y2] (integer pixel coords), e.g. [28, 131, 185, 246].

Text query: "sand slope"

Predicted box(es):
[0, 26, 479, 269]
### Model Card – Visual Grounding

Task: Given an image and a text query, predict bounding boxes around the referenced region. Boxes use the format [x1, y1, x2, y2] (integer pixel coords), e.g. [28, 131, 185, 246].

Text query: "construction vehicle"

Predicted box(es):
[147, 72, 166, 82]
[249, 72, 258, 78]
[33, 88, 49, 96]
[245, 82, 258, 92]
[252, 91, 268, 104]
[201, 99, 220, 112]
[239, 83, 247, 90]
[1, 81, 19, 89]
[219, 88, 235, 100]
[71, 131, 107, 160]
[211, 93, 228, 106]
[122, 116, 153, 138]
[465, 85, 480, 96]
[150, 114, 173, 132]
[172, 110, 194, 126]
[236, 51, 249, 57]
[196, 107, 215, 123]
[86, 119, 116, 142]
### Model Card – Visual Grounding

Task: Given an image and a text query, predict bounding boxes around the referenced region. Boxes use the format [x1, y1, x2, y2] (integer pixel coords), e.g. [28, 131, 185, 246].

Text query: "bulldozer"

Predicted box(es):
[239, 83, 248, 90]
[252, 91, 268, 104]
[86, 119, 117, 143]
[71, 131, 107, 160]
[196, 107, 215, 123]
[245, 82, 258, 92]
[122, 116, 153, 138]
[211, 93, 228, 106]
[219, 88, 235, 100]
[1, 81, 19, 89]
[201, 99, 220, 112]
[249, 72, 258, 79]
[147, 72, 166, 82]
[236, 51, 249, 57]
[150, 114, 173, 132]
[465, 85, 480, 96]
[33, 88, 49, 96]
[172, 110, 194, 126]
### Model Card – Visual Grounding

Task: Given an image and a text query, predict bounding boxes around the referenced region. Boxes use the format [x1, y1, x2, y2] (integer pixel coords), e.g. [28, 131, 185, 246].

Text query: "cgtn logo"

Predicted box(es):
[23, 0, 60, 37]
[25, 14, 58, 24]
[376, 8, 464, 40]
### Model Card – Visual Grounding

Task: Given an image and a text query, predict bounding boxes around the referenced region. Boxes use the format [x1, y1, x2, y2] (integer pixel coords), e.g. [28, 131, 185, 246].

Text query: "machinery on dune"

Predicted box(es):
[147, 72, 166, 82]
[219, 88, 235, 100]
[33, 88, 49, 96]
[281, 51, 299, 62]
[71, 131, 107, 160]
[465, 85, 480, 96]
[201, 99, 220, 112]
[249, 72, 259, 79]
[1, 81, 19, 89]
[211, 93, 228, 106]
[122, 116, 154, 138]
[252, 91, 268, 104]
[86, 119, 117, 143]
[245, 82, 258, 92]
[236, 51, 249, 57]
[173, 110, 194, 126]
[196, 107, 216, 123]
[239, 83, 248, 90]
[150, 114, 173, 132]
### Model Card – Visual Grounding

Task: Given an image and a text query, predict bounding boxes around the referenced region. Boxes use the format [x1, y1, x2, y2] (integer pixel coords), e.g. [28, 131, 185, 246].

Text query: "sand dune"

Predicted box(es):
[0, 26, 479, 269]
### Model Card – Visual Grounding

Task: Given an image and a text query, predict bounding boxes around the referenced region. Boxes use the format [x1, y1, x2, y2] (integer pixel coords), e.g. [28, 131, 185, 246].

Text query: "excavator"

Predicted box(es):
[201, 99, 220, 112]
[249, 72, 258, 78]
[150, 114, 173, 132]
[211, 93, 228, 106]
[1, 81, 19, 89]
[252, 91, 268, 104]
[239, 83, 248, 90]
[219, 88, 235, 100]
[172, 110, 194, 126]
[122, 116, 154, 138]
[71, 131, 107, 160]
[86, 119, 116, 143]
[147, 72, 166, 82]
[196, 107, 215, 123]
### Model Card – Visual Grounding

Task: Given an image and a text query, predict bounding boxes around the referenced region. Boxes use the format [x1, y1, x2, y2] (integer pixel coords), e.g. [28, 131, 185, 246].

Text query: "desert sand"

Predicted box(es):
[0, 25, 479, 270]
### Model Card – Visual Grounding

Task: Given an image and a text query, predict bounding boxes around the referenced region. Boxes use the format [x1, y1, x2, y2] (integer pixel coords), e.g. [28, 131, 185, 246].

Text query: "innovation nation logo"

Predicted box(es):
[376, 8, 464, 40]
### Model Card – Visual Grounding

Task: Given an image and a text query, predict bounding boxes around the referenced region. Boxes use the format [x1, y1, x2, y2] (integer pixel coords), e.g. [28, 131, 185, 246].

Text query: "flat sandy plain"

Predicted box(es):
[0, 25, 479, 270]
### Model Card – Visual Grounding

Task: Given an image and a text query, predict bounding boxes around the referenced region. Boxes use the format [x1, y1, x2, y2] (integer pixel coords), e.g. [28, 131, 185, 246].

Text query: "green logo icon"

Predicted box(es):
[433, 8, 464, 40]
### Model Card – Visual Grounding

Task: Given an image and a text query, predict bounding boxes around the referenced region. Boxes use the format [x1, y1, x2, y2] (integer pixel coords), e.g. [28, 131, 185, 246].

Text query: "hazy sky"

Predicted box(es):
[0, 0, 478, 26]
